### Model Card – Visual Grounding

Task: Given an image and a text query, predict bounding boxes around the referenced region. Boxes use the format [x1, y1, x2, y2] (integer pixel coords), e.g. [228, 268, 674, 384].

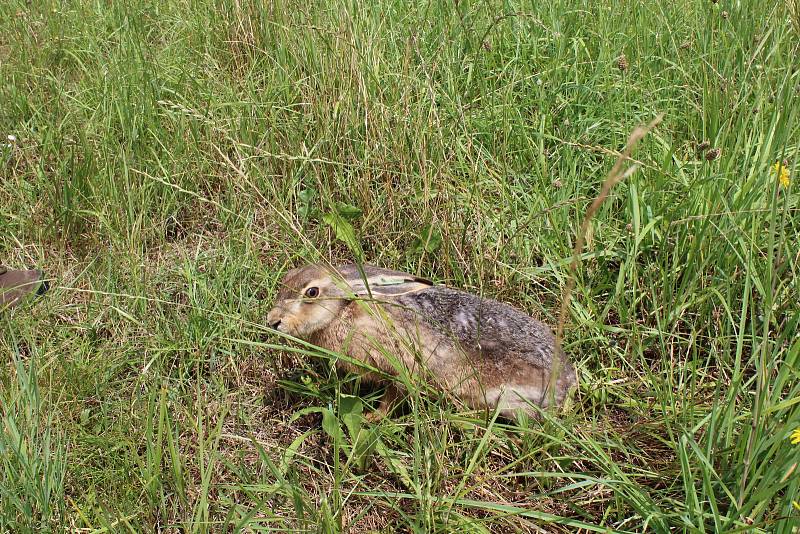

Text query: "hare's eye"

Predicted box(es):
[304, 287, 320, 298]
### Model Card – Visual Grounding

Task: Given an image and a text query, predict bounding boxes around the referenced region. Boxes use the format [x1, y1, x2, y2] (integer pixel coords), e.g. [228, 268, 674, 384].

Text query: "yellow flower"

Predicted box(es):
[773, 161, 790, 187]
[791, 427, 800, 445]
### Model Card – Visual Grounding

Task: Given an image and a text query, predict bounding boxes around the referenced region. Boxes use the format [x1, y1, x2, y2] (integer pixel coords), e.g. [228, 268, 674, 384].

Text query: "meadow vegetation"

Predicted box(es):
[1, 0, 799, 531]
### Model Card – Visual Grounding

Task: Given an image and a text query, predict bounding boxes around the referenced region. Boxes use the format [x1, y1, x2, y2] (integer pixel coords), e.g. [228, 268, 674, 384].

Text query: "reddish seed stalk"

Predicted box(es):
[549, 114, 664, 403]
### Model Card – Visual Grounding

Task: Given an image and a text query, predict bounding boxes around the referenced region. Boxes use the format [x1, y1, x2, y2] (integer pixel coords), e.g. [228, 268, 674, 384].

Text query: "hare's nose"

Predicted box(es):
[267, 307, 282, 329]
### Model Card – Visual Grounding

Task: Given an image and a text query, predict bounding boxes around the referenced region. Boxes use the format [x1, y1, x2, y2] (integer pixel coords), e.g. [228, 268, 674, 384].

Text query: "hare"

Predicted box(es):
[0, 266, 48, 311]
[267, 263, 576, 420]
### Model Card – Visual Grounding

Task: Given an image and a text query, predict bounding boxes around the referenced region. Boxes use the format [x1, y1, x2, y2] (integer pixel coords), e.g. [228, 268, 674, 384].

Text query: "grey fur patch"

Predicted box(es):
[397, 286, 559, 367]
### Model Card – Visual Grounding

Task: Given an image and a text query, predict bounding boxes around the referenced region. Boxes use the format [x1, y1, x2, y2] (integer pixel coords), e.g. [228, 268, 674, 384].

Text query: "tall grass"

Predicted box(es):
[0, 345, 66, 531]
[1, 0, 798, 531]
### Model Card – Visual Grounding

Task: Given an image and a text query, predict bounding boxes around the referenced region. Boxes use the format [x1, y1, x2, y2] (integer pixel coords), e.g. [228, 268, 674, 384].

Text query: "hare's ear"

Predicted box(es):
[345, 274, 433, 298]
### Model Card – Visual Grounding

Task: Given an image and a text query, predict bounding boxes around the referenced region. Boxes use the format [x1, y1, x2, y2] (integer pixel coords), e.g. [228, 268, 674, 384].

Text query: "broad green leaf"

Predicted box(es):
[409, 224, 443, 255]
[321, 408, 346, 446]
[297, 187, 317, 219]
[334, 201, 362, 220]
[323, 211, 362, 256]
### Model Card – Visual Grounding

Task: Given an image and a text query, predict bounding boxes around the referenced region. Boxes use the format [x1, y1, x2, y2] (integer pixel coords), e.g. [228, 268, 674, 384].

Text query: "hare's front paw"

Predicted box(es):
[365, 408, 387, 423]
[365, 385, 401, 422]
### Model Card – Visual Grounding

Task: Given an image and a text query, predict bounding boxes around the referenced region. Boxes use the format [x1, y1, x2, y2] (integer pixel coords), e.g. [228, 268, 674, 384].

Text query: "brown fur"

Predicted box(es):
[267, 263, 577, 419]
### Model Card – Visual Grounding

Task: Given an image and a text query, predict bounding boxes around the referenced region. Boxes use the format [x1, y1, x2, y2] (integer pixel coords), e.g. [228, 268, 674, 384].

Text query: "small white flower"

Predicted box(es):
[7, 134, 16, 142]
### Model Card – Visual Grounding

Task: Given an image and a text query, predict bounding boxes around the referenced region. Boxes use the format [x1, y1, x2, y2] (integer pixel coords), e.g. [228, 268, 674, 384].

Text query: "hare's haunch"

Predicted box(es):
[267, 264, 576, 419]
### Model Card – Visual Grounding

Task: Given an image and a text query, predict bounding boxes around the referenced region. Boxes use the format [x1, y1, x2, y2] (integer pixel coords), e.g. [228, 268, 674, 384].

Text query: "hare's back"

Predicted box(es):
[396, 286, 560, 367]
[395, 286, 577, 413]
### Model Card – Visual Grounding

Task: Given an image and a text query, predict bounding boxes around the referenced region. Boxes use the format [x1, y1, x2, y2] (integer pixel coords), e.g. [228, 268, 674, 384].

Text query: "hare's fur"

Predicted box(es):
[267, 264, 576, 419]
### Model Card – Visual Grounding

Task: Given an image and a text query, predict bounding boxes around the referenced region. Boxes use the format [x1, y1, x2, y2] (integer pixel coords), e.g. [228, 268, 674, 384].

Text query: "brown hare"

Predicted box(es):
[0, 266, 49, 311]
[267, 263, 576, 420]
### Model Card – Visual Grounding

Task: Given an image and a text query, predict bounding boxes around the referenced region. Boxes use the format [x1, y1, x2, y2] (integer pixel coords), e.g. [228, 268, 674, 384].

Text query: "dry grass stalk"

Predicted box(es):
[791, 0, 800, 33]
[548, 114, 664, 404]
